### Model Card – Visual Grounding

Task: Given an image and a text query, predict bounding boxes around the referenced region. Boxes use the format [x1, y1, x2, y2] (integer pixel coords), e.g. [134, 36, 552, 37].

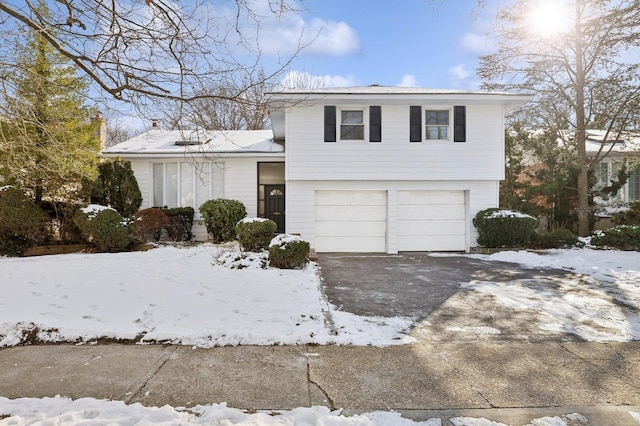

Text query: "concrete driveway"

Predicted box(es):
[316, 253, 619, 343]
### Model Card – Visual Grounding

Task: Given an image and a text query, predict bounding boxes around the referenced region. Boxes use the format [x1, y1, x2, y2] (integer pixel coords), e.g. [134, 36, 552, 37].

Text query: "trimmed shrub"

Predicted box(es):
[529, 228, 579, 249]
[473, 208, 538, 248]
[73, 204, 133, 252]
[91, 158, 142, 217]
[0, 186, 48, 256]
[199, 199, 246, 243]
[236, 218, 277, 251]
[612, 200, 640, 226]
[591, 225, 640, 251]
[161, 207, 195, 241]
[134, 208, 170, 242]
[268, 234, 310, 269]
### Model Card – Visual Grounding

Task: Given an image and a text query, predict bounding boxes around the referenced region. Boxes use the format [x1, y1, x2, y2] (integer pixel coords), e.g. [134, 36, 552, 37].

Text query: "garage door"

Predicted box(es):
[397, 190, 466, 251]
[315, 190, 387, 252]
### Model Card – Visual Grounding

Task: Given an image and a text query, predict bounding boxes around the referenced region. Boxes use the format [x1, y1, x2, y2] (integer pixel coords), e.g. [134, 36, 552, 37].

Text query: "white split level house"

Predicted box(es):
[101, 86, 532, 253]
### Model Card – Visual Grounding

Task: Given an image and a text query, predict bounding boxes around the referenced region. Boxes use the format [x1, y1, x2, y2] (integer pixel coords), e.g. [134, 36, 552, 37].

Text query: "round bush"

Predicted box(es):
[199, 199, 247, 243]
[236, 218, 277, 252]
[133, 208, 170, 242]
[591, 225, 640, 251]
[268, 234, 310, 269]
[0, 186, 48, 256]
[528, 228, 579, 249]
[73, 204, 133, 252]
[473, 208, 538, 248]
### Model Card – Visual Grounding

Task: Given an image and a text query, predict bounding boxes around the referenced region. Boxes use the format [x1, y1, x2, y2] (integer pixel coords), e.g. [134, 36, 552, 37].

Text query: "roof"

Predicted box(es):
[266, 85, 533, 110]
[102, 129, 282, 156]
[585, 129, 640, 156]
[268, 85, 526, 96]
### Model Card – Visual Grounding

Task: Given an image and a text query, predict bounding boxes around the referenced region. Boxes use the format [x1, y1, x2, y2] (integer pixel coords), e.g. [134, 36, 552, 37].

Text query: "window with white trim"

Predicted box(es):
[340, 109, 365, 140]
[425, 109, 450, 140]
[152, 162, 224, 210]
[629, 167, 640, 201]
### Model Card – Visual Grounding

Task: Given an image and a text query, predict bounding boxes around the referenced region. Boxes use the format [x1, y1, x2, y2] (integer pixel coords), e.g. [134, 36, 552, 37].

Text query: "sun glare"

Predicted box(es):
[527, 1, 571, 37]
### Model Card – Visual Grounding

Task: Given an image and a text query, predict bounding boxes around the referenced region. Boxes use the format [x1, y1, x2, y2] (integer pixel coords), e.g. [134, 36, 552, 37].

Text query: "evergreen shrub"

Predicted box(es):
[134, 208, 170, 242]
[0, 186, 48, 256]
[612, 201, 640, 226]
[236, 218, 277, 251]
[91, 158, 142, 217]
[73, 205, 133, 252]
[161, 207, 195, 241]
[529, 228, 579, 249]
[473, 208, 538, 248]
[591, 225, 640, 251]
[268, 234, 310, 269]
[199, 199, 246, 243]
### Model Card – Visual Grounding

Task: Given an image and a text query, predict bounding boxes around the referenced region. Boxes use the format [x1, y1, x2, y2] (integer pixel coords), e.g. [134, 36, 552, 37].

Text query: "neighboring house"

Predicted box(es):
[588, 129, 640, 205]
[102, 86, 532, 253]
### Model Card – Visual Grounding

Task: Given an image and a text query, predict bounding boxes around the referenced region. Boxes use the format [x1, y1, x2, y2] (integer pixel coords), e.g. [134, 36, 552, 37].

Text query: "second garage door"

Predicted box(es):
[397, 190, 466, 251]
[315, 190, 387, 252]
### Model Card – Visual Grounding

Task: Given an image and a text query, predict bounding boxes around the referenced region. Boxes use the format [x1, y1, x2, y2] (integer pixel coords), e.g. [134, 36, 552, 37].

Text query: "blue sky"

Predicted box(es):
[269, 0, 494, 90]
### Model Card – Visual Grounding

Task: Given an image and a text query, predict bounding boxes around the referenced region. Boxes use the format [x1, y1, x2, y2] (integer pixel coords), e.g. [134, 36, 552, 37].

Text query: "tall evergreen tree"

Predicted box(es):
[0, 0, 100, 204]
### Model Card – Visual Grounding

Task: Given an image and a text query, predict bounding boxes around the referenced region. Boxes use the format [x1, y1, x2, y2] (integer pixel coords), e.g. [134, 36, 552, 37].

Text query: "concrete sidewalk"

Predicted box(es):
[1, 342, 640, 425]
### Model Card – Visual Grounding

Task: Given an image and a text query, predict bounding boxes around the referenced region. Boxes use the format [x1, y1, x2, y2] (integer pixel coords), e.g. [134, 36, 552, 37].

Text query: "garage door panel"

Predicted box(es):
[315, 190, 387, 253]
[424, 205, 466, 220]
[397, 190, 466, 252]
[349, 206, 386, 221]
[351, 191, 386, 205]
[315, 190, 350, 205]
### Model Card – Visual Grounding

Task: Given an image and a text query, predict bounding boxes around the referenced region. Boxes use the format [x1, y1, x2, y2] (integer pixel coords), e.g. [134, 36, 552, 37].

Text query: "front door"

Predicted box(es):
[265, 184, 285, 233]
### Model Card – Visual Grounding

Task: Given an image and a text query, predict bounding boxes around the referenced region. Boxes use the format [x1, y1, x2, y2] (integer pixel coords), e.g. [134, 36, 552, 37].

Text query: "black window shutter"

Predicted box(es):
[454, 105, 466, 142]
[324, 106, 336, 142]
[369, 106, 382, 142]
[409, 106, 422, 142]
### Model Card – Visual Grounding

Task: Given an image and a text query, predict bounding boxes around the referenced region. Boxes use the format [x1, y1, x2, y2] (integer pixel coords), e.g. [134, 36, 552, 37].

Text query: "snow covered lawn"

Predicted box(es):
[0, 243, 638, 347]
[0, 244, 412, 348]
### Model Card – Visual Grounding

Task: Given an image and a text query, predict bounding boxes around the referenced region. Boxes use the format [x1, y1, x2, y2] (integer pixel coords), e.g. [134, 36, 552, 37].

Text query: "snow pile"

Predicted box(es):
[0, 396, 598, 425]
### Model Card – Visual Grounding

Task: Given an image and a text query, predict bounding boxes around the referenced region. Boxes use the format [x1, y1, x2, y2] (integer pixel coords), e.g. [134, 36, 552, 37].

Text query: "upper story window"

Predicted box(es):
[410, 105, 466, 143]
[324, 105, 382, 143]
[340, 109, 365, 140]
[425, 110, 450, 140]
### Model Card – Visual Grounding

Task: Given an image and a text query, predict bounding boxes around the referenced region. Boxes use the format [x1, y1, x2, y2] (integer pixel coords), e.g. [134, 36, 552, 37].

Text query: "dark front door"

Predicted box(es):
[265, 184, 285, 233]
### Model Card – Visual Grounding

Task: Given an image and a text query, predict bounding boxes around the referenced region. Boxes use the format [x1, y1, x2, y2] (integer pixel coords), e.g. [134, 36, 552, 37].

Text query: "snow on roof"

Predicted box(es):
[102, 129, 281, 156]
[585, 129, 640, 155]
[268, 85, 530, 97]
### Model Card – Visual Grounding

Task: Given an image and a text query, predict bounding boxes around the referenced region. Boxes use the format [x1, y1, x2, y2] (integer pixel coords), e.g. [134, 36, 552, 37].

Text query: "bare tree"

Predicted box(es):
[162, 69, 274, 131]
[0, 0, 303, 105]
[479, 0, 640, 236]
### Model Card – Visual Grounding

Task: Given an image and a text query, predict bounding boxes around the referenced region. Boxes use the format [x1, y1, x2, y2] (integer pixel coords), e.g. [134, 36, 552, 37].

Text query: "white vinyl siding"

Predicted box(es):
[285, 104, 504, 182]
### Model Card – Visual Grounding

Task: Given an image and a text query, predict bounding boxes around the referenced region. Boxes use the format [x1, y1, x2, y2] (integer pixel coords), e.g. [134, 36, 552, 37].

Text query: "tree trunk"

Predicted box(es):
[574, 0, 590, 237]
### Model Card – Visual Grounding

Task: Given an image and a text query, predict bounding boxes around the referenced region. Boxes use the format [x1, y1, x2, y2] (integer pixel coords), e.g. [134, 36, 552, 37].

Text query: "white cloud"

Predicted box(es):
[447, 64, 480, 90]
[279, 71, 357, 89]
[459, 32, 494, 55]
[235, 5, 361, 57]
[397, 74, 419, 87]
